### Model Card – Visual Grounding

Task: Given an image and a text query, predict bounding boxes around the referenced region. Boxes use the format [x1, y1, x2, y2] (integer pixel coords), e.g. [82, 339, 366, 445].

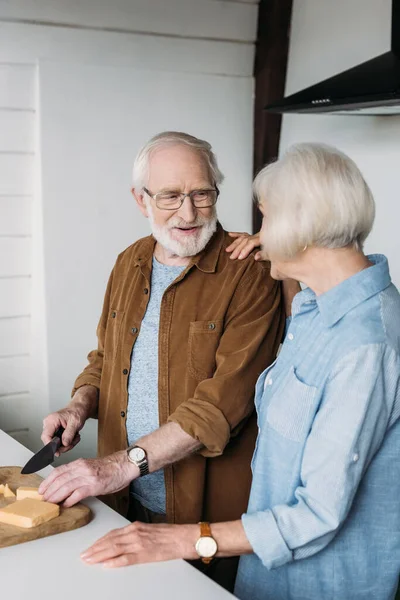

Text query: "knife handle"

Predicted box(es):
[54, 425, 65, 447]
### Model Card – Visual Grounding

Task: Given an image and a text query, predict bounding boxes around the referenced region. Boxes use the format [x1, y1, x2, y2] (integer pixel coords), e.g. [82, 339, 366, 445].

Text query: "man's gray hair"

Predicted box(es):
[254, 142, 375, 260]
[132, 131, 224, 189]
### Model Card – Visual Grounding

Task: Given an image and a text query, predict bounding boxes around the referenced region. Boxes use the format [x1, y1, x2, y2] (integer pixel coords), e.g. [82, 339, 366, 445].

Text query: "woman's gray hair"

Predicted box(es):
[132, 131, 224, 189]
[254, 142, 375, 260]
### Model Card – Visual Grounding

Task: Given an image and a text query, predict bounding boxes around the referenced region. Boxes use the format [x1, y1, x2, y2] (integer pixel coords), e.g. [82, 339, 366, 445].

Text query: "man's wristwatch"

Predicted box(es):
[195, 522, 218, 564]
[127, 445, 149, 477]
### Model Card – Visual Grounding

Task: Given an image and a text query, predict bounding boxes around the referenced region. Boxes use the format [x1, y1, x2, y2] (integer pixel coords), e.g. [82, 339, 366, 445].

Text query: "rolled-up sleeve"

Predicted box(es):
[242, 343, 400, 569]
[71, 267, 114, 396]
[168, 265, 284, 456]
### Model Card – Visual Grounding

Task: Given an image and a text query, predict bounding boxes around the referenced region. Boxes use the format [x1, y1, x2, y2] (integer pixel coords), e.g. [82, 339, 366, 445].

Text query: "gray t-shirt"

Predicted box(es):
[126, 257, 185, 513]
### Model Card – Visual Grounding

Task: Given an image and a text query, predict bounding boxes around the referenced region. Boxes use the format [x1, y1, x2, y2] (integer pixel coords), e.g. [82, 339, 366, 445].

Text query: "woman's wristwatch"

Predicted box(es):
[127, 445, 149, 477]
[195, 522, 218, 564]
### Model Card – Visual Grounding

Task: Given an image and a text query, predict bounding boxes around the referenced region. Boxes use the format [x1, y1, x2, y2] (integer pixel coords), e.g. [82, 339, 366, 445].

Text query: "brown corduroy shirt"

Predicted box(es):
[73, 224, 285, 524]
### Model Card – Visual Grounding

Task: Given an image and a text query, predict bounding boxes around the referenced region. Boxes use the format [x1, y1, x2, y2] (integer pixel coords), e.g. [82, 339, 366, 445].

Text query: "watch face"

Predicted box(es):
[196, 536, 217, 558]
[130, 447, 145, 462]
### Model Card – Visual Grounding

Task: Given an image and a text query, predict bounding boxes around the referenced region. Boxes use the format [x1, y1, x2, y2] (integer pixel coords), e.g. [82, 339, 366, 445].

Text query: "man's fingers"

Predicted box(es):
[41, 433, 53, 446]
[44, 475, 86, 504]
[41, 417, 63, 445]
[38, 463, 70, 495]
[62, 421, 80, 447]
[254, 251, 263, 261]
[62, 486, 89, 508]
[56, 434, 81, 457]
[42, 414, 69, 445]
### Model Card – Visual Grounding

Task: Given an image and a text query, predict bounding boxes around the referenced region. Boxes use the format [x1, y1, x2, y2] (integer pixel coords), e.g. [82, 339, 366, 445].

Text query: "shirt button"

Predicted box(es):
[123, 369, 128, 375]
[288, 333, 294, 340]
[352, 453, 359, 463]
[267, 378, 273, 386]
[111, 311, 116, 318]
[120, 411, 126, 418]
[144, 288, 149, 295]
[131, 327, 138, 334]
[208, 323, 216, 330]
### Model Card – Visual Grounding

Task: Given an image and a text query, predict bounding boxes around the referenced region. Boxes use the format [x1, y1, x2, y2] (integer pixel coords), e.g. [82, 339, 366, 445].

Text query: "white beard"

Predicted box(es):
[146, 201, 218, 258]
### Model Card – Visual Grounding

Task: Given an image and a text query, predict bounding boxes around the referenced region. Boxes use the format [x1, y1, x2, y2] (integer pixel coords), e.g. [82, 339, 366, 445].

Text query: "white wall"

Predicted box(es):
[0, 0, 259, 456]
[281, 0, 400, 289]
[0, 64, 36, 447]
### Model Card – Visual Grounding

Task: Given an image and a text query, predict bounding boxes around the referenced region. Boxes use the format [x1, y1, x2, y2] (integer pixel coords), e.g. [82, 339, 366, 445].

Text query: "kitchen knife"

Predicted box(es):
[21, 426, 65, 475]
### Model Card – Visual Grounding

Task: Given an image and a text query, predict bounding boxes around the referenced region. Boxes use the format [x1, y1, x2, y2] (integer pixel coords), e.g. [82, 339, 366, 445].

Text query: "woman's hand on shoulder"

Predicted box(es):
[226, 231, 262, 261]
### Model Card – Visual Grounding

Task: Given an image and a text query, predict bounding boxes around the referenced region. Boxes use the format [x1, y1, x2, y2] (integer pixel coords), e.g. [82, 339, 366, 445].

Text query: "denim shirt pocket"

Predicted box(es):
[266, 366, 318, 443]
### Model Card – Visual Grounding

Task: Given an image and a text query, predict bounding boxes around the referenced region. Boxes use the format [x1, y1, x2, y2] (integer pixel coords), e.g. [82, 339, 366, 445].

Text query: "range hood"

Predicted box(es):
[265, 0, 400, 115]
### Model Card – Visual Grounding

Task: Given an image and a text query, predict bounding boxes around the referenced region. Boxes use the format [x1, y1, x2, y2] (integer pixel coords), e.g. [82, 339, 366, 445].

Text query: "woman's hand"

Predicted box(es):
[226, 232, 262, 261]
[81, 522, 198, 568]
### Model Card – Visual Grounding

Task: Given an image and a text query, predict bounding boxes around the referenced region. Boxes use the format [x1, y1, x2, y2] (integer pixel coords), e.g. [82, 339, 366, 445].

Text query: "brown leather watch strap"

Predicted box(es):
[199, 522, 212, 537]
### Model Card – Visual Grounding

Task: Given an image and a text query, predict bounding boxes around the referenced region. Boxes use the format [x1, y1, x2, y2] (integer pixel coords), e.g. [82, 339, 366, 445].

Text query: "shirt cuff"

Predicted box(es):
[71, 374, 101, 398]
[242, 509, 293, 570]
[168, 398, 231, 457]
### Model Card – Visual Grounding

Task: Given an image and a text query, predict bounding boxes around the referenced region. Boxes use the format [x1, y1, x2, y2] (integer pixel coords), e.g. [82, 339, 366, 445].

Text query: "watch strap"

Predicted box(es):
[138, 460, 149, 477]
[199, 522, 212, 538]
[198, 522, 216, 564]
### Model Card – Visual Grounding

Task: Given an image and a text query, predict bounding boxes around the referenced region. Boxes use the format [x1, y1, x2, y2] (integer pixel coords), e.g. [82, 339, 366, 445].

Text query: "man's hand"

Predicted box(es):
[226, 232, 262, 260]
[41, 385, 98, 456]
[80, 522, 198, 568]
[38, 451, 138, 507]
[41, 407, 84, 456]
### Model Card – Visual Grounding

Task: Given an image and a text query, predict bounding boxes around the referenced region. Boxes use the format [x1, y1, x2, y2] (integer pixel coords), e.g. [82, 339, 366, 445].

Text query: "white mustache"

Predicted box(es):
[167, 216, 209, 230]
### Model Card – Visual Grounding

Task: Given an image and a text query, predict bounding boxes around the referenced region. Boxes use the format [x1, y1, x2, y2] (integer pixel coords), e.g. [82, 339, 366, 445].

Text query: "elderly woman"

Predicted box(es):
[81, 143, 400, 600]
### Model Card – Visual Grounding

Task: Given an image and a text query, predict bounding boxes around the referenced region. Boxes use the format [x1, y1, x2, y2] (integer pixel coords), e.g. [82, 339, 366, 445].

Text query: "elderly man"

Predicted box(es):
[39, 131, 287, 589]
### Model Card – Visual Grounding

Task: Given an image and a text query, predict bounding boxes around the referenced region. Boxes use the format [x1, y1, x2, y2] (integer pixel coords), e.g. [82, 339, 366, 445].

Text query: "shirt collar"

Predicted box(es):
[293, 254, 391, 328]
[132, 221, 224, 274]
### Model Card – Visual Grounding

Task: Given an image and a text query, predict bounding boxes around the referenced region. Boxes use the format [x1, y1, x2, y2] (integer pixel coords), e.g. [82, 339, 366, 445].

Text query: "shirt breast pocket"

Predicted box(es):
[104, 308, 125, 362]
[266, 366, 317, 443]
[187, 320, 224, 381]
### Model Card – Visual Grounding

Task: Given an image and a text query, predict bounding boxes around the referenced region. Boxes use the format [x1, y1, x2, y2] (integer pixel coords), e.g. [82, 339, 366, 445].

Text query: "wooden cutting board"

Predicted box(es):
[0, 466, 92, 548]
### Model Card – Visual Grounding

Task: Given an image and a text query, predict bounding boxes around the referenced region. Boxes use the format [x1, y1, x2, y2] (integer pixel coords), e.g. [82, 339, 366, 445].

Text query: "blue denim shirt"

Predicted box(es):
[235, 255, 400, 600]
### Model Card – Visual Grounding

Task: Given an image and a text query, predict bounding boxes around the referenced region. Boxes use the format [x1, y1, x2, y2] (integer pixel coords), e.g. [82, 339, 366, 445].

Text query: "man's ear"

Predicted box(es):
[132, 188, 149, 218]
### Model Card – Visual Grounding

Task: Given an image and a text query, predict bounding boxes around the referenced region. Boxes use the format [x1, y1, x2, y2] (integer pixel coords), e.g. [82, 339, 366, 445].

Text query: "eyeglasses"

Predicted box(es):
[143, 186, 219, 211]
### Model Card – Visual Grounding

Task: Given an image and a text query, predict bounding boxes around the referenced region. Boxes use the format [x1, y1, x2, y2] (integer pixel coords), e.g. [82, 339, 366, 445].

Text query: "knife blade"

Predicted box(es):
[21, 426, 65, 475]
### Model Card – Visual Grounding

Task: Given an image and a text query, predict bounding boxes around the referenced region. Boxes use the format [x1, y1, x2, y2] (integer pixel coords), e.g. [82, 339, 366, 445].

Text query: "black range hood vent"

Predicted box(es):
[266, 0, 400, 115]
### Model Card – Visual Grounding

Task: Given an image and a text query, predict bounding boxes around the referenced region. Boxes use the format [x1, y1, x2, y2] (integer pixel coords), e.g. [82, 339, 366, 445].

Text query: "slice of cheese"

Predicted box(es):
[0, 498, 59, 528]
[3, 484, 16, 498]
[0, 484, 5, 495]
[16, 487, 43, 502]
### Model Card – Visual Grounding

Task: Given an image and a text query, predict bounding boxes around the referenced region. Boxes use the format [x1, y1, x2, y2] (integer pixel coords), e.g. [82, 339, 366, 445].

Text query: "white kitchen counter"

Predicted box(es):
[0, 430, 234, 600]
